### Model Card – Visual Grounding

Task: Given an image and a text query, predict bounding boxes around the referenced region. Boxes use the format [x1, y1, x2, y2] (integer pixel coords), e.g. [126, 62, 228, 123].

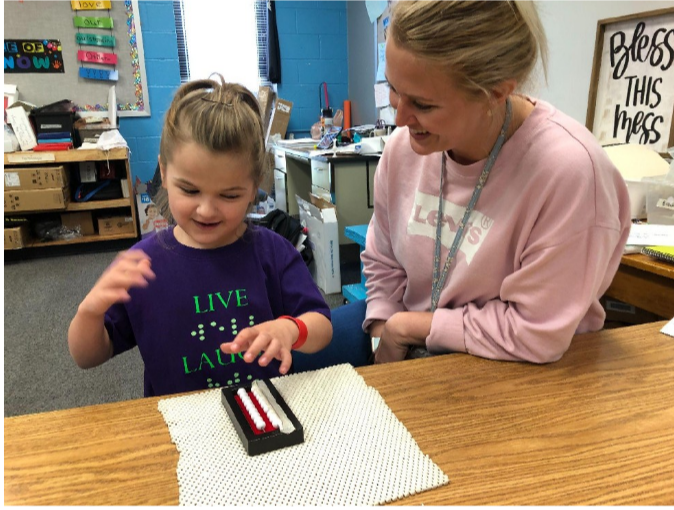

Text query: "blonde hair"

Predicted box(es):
[155, 74, 268, 224]
[389, 1, 548, 100]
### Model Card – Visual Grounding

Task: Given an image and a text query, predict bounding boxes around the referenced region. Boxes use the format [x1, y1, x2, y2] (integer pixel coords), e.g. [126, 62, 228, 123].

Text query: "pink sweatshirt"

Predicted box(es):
[362, 99, 631, 363]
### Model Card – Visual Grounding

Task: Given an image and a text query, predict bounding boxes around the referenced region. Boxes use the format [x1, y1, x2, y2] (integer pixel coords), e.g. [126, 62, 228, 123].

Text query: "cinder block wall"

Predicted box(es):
[276, 1, 348, 138]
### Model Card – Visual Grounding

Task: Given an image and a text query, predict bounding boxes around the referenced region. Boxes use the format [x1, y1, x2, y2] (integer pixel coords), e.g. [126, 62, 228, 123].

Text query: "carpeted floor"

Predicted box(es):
[4, 241, 359, 417]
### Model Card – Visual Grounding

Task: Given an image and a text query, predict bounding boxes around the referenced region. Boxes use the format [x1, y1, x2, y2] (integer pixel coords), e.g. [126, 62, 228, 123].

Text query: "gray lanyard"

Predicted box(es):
[431, 97, 512, 312]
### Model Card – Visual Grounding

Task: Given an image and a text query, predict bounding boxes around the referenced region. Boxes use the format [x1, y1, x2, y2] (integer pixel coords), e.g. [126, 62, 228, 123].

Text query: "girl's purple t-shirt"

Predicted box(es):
[104, 226, 330, 397]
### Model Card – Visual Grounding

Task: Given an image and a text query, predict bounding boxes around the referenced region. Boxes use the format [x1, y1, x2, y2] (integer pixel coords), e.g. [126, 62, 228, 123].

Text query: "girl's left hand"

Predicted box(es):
[220, 319, 298, 375]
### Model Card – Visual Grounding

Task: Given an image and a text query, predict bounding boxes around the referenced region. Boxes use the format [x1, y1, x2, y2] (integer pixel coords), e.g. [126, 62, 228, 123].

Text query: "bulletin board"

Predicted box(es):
[4, 0, 150, 117]
[586, 7, 674, 154]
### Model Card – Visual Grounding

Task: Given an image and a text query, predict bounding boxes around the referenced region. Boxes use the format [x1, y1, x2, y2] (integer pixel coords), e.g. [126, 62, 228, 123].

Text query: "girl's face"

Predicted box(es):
[385, 37, 495, 164]
[160, 142, 257, 249]
[147, 205, 158, 219]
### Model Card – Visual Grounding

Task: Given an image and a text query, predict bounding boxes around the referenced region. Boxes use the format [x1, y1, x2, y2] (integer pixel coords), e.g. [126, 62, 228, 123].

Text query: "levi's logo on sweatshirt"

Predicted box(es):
[408, 190, 493, 264]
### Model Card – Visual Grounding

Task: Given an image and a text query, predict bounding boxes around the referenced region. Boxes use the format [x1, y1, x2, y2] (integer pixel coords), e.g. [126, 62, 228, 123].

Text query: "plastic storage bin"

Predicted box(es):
[645, 175, 674, 225]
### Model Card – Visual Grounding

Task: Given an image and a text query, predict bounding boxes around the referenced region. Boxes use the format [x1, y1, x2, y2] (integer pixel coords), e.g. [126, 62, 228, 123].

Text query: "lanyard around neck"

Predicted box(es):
[430, 97, 513, 312]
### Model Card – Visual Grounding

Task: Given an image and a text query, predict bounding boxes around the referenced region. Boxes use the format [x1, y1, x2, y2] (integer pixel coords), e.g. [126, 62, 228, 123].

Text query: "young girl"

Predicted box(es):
[68, 76, 332, 397]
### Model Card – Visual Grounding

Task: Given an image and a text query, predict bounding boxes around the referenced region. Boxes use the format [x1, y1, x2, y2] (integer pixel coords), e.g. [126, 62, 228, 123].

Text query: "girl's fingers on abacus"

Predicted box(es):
[242, 333, 273, 363]
[258, 339, 282, 366]
[277, 349, 292, 375]
[225, 328, 258, 354]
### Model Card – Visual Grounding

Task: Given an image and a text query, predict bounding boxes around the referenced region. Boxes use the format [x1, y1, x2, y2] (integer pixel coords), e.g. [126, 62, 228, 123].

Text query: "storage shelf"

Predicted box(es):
[4, 199, 131, 215]
[26, 232, 137, 248]
[66, 199, 130, 211]
[4, 147, 138, 250]
[4, 147, 129, 165]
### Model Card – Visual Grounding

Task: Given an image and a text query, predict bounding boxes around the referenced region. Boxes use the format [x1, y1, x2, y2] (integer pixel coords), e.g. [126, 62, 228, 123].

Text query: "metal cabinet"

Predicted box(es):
[310, 156, 379, 245]
[272, 145, 380, 243]
[271, 147, 312, 217]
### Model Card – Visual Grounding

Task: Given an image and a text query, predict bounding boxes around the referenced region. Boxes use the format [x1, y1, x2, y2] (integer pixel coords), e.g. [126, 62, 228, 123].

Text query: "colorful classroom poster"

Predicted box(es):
[71, 0, 112, 10]
[73, 16, 114, 29]
[79, 67, 118, 81]
[77, 50, 117, 65]
[4, 39, 64, 73]
[75, 33, 116, 47]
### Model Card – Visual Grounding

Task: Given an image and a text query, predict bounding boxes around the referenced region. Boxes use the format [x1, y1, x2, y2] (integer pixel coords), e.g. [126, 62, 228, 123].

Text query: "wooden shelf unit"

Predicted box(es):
[4, 148, 139, 249]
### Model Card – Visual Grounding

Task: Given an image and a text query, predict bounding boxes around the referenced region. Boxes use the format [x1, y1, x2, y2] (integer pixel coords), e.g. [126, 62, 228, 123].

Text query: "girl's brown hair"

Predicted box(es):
[389, 1, 548, 100]
[159, 73, 267, 186]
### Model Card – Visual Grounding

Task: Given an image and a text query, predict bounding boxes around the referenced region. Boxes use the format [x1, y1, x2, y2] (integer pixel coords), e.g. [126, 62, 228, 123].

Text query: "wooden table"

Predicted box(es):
[5, 322, 674, 505]
[605, 253, 674, 319]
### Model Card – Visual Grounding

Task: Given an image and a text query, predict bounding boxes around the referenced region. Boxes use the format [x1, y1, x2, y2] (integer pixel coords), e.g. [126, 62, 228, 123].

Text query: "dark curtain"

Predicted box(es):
[173, 0, 190, 83]
[267, 0, 281, 83]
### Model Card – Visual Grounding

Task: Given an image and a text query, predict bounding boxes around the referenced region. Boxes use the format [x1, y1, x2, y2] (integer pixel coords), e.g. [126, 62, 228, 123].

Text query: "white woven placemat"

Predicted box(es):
[157, 363, 449, 505]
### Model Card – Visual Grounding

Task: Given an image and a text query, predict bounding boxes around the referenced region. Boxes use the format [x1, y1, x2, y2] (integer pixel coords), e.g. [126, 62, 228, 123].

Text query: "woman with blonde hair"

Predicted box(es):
[363, 1, 631, 364]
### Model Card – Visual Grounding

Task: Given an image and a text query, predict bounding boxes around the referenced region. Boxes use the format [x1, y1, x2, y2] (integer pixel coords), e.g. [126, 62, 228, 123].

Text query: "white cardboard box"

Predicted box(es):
[6, 101, 37, 151]
[297, 194, 341, 294]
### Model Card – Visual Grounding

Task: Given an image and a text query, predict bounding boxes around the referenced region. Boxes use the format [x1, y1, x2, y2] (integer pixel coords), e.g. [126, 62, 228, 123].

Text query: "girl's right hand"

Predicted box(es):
[78, 250, 156, 317]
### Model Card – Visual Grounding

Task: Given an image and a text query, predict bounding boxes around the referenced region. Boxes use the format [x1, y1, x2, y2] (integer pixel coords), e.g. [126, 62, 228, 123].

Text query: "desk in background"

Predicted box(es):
[5, 321, 674, 505]
[605, 253, 674, 319]
[271, 145, 379, 245]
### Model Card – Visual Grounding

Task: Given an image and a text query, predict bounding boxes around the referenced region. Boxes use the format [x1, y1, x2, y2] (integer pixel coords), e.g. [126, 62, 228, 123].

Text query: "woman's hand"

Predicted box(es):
[374, 311, 433, 363]
[78, 250, 155, 317]
[220, 318, 298, 375]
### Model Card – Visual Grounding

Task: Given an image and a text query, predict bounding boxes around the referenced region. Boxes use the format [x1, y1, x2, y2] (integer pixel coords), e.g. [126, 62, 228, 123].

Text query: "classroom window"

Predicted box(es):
[173, 0, 271, 92]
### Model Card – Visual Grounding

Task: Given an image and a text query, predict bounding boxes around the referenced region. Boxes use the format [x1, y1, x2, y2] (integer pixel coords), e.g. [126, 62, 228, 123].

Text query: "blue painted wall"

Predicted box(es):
[118, 1, 349, 182]
[276, 1, 348, 138]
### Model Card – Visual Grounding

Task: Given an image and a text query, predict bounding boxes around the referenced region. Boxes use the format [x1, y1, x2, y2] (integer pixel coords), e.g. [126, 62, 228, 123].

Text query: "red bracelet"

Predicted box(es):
[279, 315, 308, 350]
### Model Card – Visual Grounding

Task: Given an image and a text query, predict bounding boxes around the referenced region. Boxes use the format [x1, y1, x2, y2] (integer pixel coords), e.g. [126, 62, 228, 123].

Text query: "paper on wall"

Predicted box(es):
[378, 105, 396, 125]
[376, 42, 386, 82]
[374, 82, 390, 108]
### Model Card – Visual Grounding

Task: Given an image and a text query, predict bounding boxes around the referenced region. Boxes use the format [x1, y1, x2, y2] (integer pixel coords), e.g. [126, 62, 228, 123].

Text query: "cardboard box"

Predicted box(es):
[258, 86, 276, 135]
[266, 98, 293, 143]
[4, 165, 69, 190]
[4, 188, 69, 212]
[97, 214, 135, 235]
[60, 211, 95, 236]
[5, 101, 37, 151]
[297, 194, 341, 294]
[4, 223, 30, 250]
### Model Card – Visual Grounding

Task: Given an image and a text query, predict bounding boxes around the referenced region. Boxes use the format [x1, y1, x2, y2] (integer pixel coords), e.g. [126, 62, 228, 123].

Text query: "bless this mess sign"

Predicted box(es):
[590, 9, 674, 153]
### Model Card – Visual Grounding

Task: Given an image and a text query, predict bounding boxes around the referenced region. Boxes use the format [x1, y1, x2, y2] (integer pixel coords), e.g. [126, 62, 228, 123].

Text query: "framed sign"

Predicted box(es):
[586, 7, 674, 154]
